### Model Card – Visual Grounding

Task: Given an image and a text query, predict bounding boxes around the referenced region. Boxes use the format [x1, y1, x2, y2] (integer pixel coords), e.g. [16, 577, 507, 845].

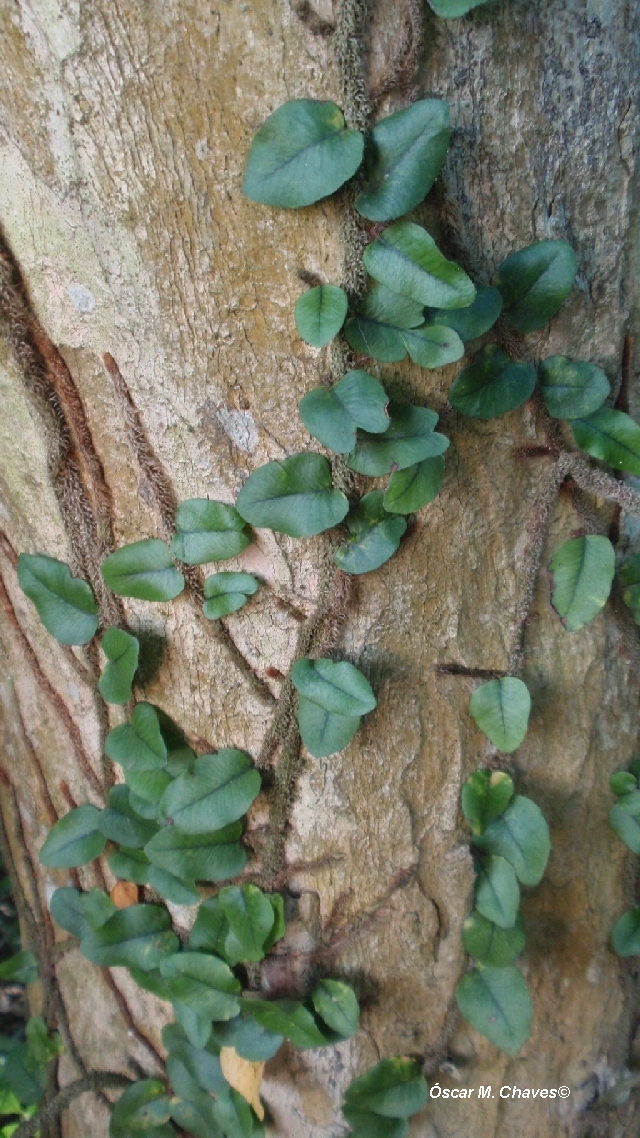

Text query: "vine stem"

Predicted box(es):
[10, 1073, 132, 1138]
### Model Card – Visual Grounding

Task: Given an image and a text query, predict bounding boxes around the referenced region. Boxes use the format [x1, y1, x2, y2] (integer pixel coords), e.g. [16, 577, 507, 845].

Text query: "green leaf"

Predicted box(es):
[570, 408, 640, 476]
[98, 628, 139, 704]
[160, 749, 260, 834]
[25, 1017, 62, 1065]
[311, 980, 359, 1039]
[39, 806, 106, 869]
[461, 770, 514, 837]
[470, 676, 531, 753]
[2, 1047, 46, 1108]
[81, 904, 179, 970]
[344, 286, 463, 368]
[109, 846, 152, 884]
[342, 1110, 408, 1138]
[295, 701, 362, 757]
[610, 771, 638, 796]
[462, 911, 525, 967]
[455, 965, 532, 1055]
[539, 356, 610, 419]
[424, 283, 502, 342]
[399, 323, 465, 369]
[110, 1080, 172, 1137]
[218, 884, 275, 963]
[160, 952, 241, 1021]
[291, 658, 376, 716]
[17, 554, 98, 646]
[129, 967, 174, 1002]
[334, 492, 407, 575]
[363, 221, 475, 309]
[189, 896, 230, 956]
[202, 572, 259, 621]
[355, 100, 449, 221]
[549, 535, 615, 632]
[145, 823, 247, 882]
[163, 1022, 226, 1093]
[242, 99, 364, 209]
[383, 456, 445, 515]
[343, 1057, 428, 1118]
[428, 0, 494, 15]
[171, 500, 251, 565]
[449, 344, 537, 420]
[212, 1087, 262, 1138]
[212, 1015, 284, 1062]
[173, 1003, 214, 1051]
[105, 703, 168, 770]
[612, 908, 640, 956]
[294, 285, 348, 348]
[236, 453, 348, 537]
[0, 952, 38, 985]
[98, 785, 158, 848]
[242, 999, 329, 1050]
[475, 796, 551, 886]
[148, 868, 199, 906]
[169, 1082, 221, 1138]
[124, 766, 173, 805]
[49, 887, 114, 939]
[610, 798, 640, 855]
[346, 402, 448, 476]
[101, 539, 185, 601]
[475, 856, 520, 929]
[493, 239, 578, 333]
[620, 554, 640, 588]
[299, 370, 390, 454]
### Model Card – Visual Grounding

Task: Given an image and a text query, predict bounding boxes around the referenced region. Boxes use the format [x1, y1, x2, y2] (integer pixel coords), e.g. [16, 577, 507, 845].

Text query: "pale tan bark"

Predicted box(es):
[0, 2, 639, 1137]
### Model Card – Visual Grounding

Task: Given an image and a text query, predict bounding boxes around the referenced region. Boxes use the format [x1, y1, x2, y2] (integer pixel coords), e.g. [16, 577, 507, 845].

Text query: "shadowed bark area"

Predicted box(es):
[0, 1, 639, 1136]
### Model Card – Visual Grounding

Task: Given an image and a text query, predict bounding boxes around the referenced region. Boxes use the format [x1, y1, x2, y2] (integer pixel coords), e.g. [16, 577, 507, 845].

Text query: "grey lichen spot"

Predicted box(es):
[195, 139, 208, 160]
[68, 283, 96, 314]
[215, 407, 259, 453]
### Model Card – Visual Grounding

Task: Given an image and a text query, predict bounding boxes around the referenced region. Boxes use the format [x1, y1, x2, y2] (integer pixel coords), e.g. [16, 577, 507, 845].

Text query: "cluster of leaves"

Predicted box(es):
[456, 770, 550, 1055]
[608, 763, 640, 956]
[341, 1057, 428, 1137]
[0, 1017, 62, 1136]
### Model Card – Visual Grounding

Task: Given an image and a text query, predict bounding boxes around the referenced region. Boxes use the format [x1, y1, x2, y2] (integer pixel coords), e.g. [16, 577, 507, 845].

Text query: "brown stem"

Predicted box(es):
[11, 1072, 132, 1138]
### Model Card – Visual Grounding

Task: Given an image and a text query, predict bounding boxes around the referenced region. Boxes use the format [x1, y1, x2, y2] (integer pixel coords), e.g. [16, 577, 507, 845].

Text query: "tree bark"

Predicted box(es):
[0, 1, 639, 1136]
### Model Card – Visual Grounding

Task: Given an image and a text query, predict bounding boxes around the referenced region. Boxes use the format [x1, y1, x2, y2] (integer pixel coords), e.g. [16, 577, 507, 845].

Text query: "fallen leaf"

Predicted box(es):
[220, 1046, 265, 1120]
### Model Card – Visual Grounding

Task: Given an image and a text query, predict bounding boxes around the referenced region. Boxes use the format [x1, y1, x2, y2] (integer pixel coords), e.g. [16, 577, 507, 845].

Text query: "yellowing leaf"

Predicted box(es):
[219, 1047, 265, 1121]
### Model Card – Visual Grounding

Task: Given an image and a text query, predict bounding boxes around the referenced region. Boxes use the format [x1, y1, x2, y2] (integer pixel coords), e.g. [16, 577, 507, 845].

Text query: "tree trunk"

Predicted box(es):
[0, 1, 639, 1136]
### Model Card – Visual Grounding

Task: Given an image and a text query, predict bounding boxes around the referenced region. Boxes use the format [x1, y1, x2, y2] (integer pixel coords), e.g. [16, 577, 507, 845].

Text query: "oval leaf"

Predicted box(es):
[98, 785, 158, 848]
[242, 99, 364, 209]
[236, 453, 348, 537]
[110, 1080, 172, 1136]
[81, 903, 179, 970]
[160, 749, 260, 834]
[212, 1016, 283, 1063]
[363, 221, 475, 309]
[612, 908, 640, 956]
[455, 965, 532, 1056]
[160, 951, 241, 1020]
[539, 356, 610, 420]
[294, 285, 348, 348]
[101, 539, 184, 601]
[146, 824, 248, 883]
[475, 795, 551, 887]
[171, 500, 251, 565]
[334, 492, 407, 575]
[242, 999, 329, 1050]
[383, 456, 445, 515]
[347, 402, 448, 476]
[549, 534, 615, 632]
[610, 771, 638, 796]
[355, 100, 450, 221]
[296, 699, 362, 758]
[218, 884, 275, 963]
[470, 676, 531, 753]
[461, 769, 514, 837]
[344, 1057, 428, 1118]
[400, 323, 464, 369]
[106, 702, 167, 770]
[462, 911, 526, 967]
[291, 658, 376, 716]
[40, 805, 106, 869]
[570, 407, 640, 476]
[493, 239, 578, 333]
[17, 554, 98, 645]
[299, 370, 390, 454]
[98, 628, 139, 705]
[424, 283, 502, 342]
[449, 344, 536, 419]
[311, 980, 359, 1040]
[344, 285, 424, 363]
[475, 856, 520, 929]
[609, 802, 640, 855]
[203, 572, 259, 621]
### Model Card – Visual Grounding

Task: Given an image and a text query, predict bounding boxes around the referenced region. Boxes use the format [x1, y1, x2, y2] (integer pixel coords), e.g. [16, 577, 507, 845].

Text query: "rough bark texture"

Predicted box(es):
[0, 1, 639, 1136]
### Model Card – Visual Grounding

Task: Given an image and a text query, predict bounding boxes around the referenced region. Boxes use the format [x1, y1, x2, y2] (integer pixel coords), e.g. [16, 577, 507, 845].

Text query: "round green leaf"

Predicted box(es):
[294, 285, 348, 348]
[311, 980, 360, 1040]
[291, 658, 376, 716]
[612, 908, 640, 956]
[335, 492, 407, 575]
[363, 221, 475, 309]
[539, 356, 610, 419]
[236, 452, 348, 537]
[461, 769, 514, 837]
[101, 539, 184, 601]
[106, 702, 168, 770]
[81, 904, 179, 970]
[383, 456, 445, 515]
[470, 676, 531, 753]
[355, 100, 450, 221]
[570, 407, 640, 476]
[241, 999, 329, 1050]
[475, 795, 551, 887]
[145, 823, 247, 882]
[17, 554, 98, 645]
[159, 749, 260, 834]
[400, 323, 464, 369]
[610, 771, 638, 796]
[609, 800, 640, 855]
[218, 884, 275, 963]
[49, 887, 115, 939]
[39, 805, 106, 869]
[449, 343, 536, 420]
[296, 699, 362, 758]
[189, 896, 230, 956]
[203, 572, 259, 620]
[160, 951, 241, 1020]
[347, 403, 448, 476]
[125, 765, 173, 805]
[170, 499, 251, 565]
[98, 785, 158, 848]
[148, 867, 200, 906]
[549, 534, 615, 632]
[475, 856, 520, 929]
[455, 965, 532, 1055]
[98, 628, 139, 705]
[424, 283, 502, 341]
[344, 1057, 428, 1118]
[110, 1080, 172, 1137]
[212, 1015, 283, 1062]
[344, 285, 424, 363]
[493, 239, 578, 333]
[242, 99, 364, 209]
[462, 911, 526, 967]
[299, 370, 390, 454]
